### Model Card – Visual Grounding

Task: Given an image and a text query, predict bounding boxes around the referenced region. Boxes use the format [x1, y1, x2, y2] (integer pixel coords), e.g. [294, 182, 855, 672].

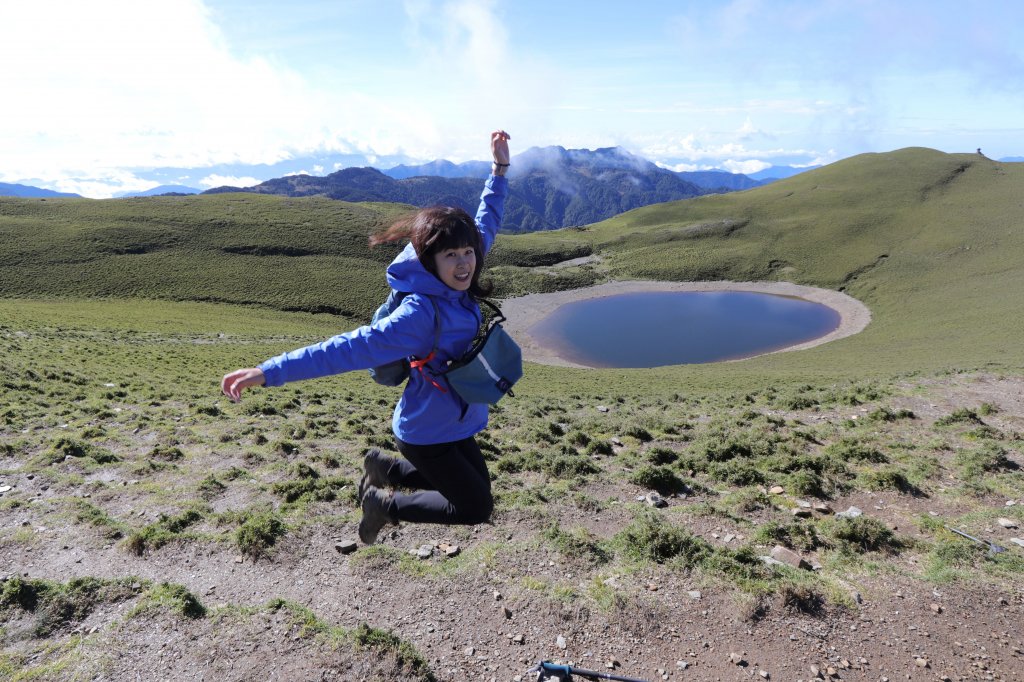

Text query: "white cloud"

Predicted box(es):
[721, 159, 772, 175]
[199, 175, 262, 189]
[0, 0, 433, 187]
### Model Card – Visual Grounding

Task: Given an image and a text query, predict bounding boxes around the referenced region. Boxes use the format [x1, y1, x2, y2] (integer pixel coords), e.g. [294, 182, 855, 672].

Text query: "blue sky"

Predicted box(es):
[2, 0, 1022, 197]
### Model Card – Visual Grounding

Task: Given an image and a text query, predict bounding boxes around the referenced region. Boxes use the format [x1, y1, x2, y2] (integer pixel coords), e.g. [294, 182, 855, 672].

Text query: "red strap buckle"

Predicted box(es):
[409, 352, 447, 393]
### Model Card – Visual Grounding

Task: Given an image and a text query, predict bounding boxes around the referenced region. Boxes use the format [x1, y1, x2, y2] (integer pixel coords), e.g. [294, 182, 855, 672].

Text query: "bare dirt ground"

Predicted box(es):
[1, 274, 1021, 681]
[3, 372, 1023, 681]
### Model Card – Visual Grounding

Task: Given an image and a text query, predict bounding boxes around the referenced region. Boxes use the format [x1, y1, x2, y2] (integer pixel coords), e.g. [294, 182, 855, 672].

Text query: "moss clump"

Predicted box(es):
[138, 582, 206, 619]
[235, 510, 286, 558]
[271, 463, 353, 505]
[543, 523, 611, 564]
[149, 445, 184, 461]
[629, 465, 687, 495]
[0, 576, 142, 637]
[616, 512, 711, 566]
[822, 516, 903, 554]
[352, 622, 435, 681]
[754, 520, 825, 552]
[37, 436, 119, 466]
[935, 408, 984, 426]
[124, 505, 207, 555]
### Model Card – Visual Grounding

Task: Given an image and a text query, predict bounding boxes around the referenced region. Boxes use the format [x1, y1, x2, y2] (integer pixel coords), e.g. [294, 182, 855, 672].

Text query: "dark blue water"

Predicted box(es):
[529, 291, 841, 368]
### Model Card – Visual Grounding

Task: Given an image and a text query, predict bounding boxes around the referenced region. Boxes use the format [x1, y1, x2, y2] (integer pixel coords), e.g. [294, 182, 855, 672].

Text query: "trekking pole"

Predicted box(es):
[944, 525, 1005, 556]
[527, 660, 651, 682]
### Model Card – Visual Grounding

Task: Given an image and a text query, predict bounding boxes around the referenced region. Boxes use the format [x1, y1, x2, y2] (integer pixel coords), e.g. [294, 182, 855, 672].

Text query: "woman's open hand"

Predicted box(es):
[491, 130, 510, 166]
[221, 367, 265, 402]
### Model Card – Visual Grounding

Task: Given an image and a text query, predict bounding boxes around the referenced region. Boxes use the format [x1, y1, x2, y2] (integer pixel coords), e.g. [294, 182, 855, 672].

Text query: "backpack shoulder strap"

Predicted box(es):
[475, 297, 506, 325]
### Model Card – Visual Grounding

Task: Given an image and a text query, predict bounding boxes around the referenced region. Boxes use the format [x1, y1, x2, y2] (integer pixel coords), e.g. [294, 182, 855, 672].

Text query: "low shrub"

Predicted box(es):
[616, 512, 711, 566]
[821, 516, 903, 554]
[236, 511, 287, 558]
[629, 465, 687, 495]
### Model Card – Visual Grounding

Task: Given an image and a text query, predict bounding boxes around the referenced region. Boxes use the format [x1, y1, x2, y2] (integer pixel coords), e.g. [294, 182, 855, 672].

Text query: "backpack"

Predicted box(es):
[368, 292, 522, 403]
[367, 290, 441, 386]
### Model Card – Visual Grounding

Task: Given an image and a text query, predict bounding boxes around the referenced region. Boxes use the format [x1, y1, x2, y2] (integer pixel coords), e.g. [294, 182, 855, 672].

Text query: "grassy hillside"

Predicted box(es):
[0, 193, 409, 317]
[491, 148, 1024, 378]
[1, 147, 1021, 432]
[1, 147, 1022, 382]
[2, 150, 1023, 680]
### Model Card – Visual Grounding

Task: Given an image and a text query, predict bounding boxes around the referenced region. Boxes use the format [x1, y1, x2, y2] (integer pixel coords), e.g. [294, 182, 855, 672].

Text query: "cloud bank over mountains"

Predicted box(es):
[2, 1, 1021, 198]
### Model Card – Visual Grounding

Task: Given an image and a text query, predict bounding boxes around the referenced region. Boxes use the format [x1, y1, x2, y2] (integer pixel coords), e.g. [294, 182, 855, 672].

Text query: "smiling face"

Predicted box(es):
[433, 244, 477, 291]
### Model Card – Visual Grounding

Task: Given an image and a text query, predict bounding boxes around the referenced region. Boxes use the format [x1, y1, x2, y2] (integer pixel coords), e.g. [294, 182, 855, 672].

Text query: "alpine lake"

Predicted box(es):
[528, 290, 841, 368]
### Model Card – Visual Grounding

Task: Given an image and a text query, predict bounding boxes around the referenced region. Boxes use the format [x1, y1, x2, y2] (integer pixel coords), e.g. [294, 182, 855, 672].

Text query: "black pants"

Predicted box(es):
[384, 436, 493, 525]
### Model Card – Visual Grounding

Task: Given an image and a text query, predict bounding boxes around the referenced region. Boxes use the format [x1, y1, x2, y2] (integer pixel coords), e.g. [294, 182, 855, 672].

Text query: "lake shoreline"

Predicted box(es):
[500, 280, 872, 368]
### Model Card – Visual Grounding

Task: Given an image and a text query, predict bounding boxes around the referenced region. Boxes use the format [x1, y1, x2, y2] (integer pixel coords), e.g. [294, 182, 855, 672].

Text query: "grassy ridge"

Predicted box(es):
[0, 193, 409, 317]
[2, 147, 1023, 380]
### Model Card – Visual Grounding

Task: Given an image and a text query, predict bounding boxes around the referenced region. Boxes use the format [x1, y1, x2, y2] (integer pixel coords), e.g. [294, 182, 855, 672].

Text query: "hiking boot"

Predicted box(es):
[357, 448, 395, 503]
[358, 486, 394, 545]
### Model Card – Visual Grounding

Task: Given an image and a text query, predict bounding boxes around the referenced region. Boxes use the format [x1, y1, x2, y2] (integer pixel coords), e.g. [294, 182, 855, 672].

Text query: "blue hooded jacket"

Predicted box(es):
[258, 174, 508, 445]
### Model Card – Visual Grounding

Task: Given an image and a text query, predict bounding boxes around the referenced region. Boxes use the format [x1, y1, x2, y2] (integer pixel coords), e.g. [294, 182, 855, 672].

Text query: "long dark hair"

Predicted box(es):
[370, 206, 493, 298]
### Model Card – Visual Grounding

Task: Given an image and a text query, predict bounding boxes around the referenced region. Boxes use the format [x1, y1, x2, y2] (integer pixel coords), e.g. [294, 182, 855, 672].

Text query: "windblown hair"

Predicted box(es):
[370, 206, 493, 298]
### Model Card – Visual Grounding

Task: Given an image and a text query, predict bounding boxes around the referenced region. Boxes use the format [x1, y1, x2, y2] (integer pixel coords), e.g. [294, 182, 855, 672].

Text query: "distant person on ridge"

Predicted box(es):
[221, 130, 512, 544]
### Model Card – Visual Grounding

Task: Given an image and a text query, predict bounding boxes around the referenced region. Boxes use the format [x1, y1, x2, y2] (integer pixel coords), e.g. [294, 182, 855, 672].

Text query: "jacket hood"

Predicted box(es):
[386, 243, 462, 298]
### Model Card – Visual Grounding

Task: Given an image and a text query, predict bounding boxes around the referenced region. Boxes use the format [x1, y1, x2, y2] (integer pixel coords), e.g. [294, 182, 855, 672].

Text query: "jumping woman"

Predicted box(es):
[221, 130, 511, 544]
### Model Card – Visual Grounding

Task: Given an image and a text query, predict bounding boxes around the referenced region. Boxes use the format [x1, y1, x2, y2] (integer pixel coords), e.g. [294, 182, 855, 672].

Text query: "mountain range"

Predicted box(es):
[0, 182, 80, 198]
[204, 146, 765, 231]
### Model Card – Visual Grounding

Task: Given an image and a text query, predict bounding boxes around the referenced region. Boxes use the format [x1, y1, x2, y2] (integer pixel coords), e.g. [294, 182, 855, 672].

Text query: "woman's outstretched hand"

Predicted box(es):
[221, 367, 266, 402]
[491, 130, 510, 166]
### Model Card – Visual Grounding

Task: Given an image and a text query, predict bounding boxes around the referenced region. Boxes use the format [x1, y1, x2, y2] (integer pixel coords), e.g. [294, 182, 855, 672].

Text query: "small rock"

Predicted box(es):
[826, 666, 838, 677]
[645, 492, 668, 508]
[770, 544, 808, 569]
[687, 590, 702, 600]
[464, 646, 475, 656]
[0, 485, 12, 493]
[836, 506, 863, 519]
[759, 671, 770, 679]
[930, 603, 943, 614]
[997, 517, 1018, 529]
[596, 405, 609, 412]
[438, 542, 460, 557]
[792, 507, 812, 518]
[334, 540, 357, 555]
[676, 660, 690, 670]
[501, 606, 512, 619]
[494, 591, 503, 601]
[809, 664, 822, 679]
[416, 544, 433, 560]
[606, 659, 620, 670]
[233, 555, 244, 563]
[812, 502, 833, 514]
[723, 533, 735, 543]
[915, 657, 929, 668]
[556, 634, 566, 649]
[728, 653, 746, 666]
[769, 485, 785, 495]
[1010, 538, 1024, 548]
[512, 634, 525, 644]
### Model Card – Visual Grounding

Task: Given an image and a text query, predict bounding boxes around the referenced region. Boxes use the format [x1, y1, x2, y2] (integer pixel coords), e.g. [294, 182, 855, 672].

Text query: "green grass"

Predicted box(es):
[1, 149, 1024, 673]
